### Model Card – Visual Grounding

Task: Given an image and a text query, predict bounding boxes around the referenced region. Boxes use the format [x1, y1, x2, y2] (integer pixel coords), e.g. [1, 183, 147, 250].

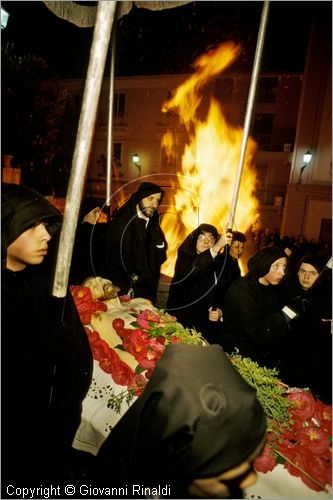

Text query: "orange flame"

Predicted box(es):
[160, 42, 259, 277]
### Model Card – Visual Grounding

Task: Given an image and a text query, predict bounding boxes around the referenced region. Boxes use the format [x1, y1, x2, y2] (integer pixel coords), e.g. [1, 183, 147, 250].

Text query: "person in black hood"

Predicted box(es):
[278, 254, 332, 402]
[166, 224, 232, 343]
[96, 343, 267, 499]
[1, 183, 93, 487]
[222, 247, 302, 368]
[102, 182, 167, 303]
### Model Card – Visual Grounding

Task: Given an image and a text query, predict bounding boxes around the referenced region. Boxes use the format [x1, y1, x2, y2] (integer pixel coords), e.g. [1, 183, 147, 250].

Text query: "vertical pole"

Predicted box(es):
[227, 1, 270, 230]
[52, 1, 116, 298]
[106, 26, 117, 216]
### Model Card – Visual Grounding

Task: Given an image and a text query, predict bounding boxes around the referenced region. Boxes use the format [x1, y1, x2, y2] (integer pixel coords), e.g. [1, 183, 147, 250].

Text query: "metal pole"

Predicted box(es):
[106, 25, 117, 215]
[52, 1, 116, 298]
[227, 1, 270, 230]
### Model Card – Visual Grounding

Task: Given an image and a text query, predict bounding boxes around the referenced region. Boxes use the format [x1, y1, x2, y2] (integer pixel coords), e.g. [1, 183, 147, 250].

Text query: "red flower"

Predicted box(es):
[287, 391, 316, 421]
[254, 445, 277, 473]
[314, 400, 332, 433]
[297, 426, 330, 455]
[111, 353, 136, 386]
[129, 373, 147, 397]
[70, 285, 107, 324]
[137, 309, 160, 330]
[119, 295, 132, 302]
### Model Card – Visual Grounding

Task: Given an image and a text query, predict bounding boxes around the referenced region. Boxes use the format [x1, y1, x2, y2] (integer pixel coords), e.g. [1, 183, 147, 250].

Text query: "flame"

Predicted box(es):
[160, 42, 259, 277]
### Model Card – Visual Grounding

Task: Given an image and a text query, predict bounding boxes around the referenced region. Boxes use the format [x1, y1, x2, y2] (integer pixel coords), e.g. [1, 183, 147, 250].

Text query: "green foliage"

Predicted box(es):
[227, 350, 293, 426]
[107, 388, 135, 414]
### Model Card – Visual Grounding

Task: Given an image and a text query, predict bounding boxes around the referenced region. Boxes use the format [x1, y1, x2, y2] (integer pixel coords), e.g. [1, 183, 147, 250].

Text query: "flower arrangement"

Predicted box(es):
[70, 286, 205, 412]
[229, 352, 332, 493]
[71, 285, 332, 492]
[254, 389, 332, 493]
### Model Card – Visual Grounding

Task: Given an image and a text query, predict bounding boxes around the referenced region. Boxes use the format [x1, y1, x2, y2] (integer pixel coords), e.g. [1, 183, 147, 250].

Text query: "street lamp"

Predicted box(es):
[132, 153, 141, 177]
[132, 153, 140, 165]
[303, 151, 312, 165]
[298, 150, 312, 184]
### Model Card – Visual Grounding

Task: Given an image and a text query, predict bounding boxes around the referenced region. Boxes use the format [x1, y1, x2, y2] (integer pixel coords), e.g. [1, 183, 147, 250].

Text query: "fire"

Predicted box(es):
[160, 42, 259, 277]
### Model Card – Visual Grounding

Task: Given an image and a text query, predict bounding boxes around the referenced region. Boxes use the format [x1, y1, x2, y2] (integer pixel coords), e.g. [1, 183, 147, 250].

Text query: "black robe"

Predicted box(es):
[166, 226, 229, 343]
[1, 183, 93, 486]
[278, 274, 332, 402]
[102, 196, 167, 303]
[222, 275, 291, 368]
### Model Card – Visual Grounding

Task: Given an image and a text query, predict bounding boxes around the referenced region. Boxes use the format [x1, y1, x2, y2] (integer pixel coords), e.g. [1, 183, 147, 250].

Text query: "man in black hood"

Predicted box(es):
[96, 343, 267, 499]
[1, 183, 93, 487]
[102, 182, 167, 303]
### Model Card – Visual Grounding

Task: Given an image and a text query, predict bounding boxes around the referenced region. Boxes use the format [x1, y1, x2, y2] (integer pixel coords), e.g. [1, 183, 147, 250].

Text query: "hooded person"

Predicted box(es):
[222, 246, 302, 368]
[278, 253, 332, 401]
[102, 182, 167, 303]
[95, 343, 267, 498]
[1, 183, 93, 485]
[166, 224, 232, 344]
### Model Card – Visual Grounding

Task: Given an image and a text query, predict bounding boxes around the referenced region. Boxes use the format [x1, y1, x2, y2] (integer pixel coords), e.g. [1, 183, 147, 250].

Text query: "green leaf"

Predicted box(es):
[135, 364, 145, 373]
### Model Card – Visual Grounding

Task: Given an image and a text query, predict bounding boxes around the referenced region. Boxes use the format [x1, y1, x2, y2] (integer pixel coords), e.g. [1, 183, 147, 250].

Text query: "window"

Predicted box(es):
[113, 143, 122, 163]
[113, 93, 126, 119]
[112, 143, 123, 180]
[257, 77, 278, 103]
[253, 113, 275, 150]
[254, 113, 274, 134]
[255, 163, 268, 204]
[214, 78, 233, 102]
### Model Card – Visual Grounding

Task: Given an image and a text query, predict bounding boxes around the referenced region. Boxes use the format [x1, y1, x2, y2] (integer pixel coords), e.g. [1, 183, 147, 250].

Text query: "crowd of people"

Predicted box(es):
[1, 181, 332, 497]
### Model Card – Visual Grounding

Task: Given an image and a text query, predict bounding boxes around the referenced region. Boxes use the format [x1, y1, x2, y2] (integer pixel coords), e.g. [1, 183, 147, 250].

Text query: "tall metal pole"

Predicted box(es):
[52, 1, 116, 298]
[106, 25, 117, 216]
[227, 1, 270, 230]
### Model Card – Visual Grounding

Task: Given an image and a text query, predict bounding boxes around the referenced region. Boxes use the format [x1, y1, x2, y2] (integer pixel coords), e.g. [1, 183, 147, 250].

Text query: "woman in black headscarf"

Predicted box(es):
[166, 224, 232, 343]
[222, 247, 301, 368]
[1, 183, 93, 484]
[96, 343, 267, 499]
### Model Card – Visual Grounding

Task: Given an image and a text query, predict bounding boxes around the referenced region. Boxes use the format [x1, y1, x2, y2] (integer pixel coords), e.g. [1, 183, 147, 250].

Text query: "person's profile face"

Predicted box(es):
[138, 193, 162, 218]
[259, 257, 287, 286]
[229, 240, 244, 259]
[187, 438, 265, 498]
[6, 221, 51, 271]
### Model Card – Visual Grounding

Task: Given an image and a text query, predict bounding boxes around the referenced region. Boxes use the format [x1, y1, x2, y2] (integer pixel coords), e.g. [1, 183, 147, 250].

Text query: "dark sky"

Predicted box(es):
[1, 1, 331, 78]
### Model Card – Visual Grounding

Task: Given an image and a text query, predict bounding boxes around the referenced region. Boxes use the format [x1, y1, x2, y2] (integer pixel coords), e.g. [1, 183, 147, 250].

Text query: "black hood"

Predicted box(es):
[132, 182, 164, 204]
[97, 343, 267, 484]
[178, 223, 219, 257]
[2, 183, 62, 260]
[247, 247, 287, 279]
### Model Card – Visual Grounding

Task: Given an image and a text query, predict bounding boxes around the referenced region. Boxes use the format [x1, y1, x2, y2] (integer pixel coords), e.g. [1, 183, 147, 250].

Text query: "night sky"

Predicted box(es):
[1, 1, 331, 78]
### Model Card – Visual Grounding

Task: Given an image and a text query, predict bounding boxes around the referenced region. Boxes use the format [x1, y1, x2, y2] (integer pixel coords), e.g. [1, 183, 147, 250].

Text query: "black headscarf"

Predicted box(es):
[97, 343, 267, 486]
[247, 247, 287, 279]
[298, 254, 326, 274]
[177, 223, 219, 257]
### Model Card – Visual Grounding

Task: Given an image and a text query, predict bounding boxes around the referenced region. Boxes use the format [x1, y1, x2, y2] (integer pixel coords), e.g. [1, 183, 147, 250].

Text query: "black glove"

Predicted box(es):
[282, 295, 309, 322]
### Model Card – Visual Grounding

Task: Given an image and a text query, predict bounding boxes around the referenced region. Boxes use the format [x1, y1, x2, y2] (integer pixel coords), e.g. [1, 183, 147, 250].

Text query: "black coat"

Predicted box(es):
[222, 275, 291, 367]
[1, 184, 93, 485]
[166, 226, 228, 342]
[102, 196, 167, 303]
[278, 274, 332, 402]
